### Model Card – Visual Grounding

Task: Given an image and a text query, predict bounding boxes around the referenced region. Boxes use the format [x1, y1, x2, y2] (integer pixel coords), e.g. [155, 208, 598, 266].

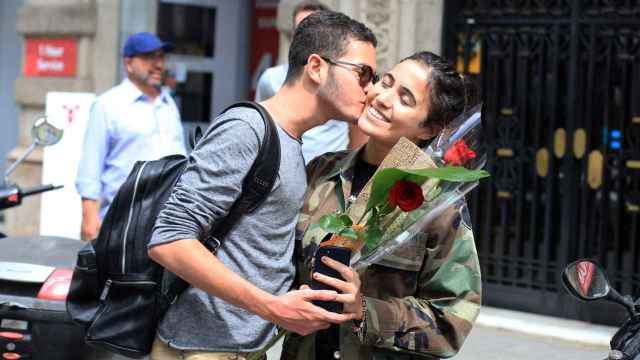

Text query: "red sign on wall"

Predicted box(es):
[249, 0, 280, 99]
[24, 38, 78, 77]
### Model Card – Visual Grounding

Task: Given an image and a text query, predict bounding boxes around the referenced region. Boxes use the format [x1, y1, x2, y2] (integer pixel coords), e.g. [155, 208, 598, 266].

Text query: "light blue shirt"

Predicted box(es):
[76, 79, 186, 218]
[255, 64, 349, 163]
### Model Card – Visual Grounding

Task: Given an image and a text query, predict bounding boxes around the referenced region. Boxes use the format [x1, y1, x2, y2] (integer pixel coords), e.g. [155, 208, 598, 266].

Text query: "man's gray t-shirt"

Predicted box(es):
[149, 107, 306, 352]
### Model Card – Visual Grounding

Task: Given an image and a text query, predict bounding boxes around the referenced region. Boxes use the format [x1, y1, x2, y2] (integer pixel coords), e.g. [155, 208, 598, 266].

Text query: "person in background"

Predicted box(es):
[76, 32, 186, 241]
[255, 0, 369, 163]
[162, 67, 182, 109]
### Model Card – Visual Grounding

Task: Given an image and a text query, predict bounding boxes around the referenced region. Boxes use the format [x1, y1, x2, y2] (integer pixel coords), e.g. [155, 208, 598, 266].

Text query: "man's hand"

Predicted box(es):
[81, 199, 101, 241]
[148, 239, 357, 336]
[264, 288, 357, 336]
[311, 256, 364, 320]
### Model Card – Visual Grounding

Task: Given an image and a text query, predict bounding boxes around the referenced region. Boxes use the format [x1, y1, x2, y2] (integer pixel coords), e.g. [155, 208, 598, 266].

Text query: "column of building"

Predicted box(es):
[7, 0, 120, 236]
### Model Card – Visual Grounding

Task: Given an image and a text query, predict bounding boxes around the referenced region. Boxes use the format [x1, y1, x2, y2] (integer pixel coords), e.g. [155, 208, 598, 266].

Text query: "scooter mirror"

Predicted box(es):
[31, 116, 63, 146]
[562, 259, 610, 301]
[2, 116, 64, 185]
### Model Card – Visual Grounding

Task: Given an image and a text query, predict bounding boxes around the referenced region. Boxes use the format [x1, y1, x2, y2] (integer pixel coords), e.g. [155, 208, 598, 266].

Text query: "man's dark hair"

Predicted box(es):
[292, 0, 329, 22]
[285, 11, 377, 84]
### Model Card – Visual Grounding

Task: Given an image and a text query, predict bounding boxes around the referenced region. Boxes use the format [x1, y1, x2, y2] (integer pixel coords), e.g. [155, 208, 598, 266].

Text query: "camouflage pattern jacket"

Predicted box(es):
[281, 149, 482, 360]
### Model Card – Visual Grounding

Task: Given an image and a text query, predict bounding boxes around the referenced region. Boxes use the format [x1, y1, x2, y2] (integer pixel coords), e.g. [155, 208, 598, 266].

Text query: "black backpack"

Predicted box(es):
[66, 101, 280, 358]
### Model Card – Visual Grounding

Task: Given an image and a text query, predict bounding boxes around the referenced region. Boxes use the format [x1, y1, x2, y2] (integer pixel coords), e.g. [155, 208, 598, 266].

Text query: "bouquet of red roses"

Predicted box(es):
[313, 104, 488, 269]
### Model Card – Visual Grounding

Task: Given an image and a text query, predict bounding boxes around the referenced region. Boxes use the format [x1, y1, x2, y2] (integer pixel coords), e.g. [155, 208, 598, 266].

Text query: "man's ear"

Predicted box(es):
[304, 54, 324, 85]
[123, 57, 133, 73]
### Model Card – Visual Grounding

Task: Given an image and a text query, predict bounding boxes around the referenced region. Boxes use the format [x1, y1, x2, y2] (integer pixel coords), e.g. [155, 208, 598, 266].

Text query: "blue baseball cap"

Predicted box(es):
[122, 32, 174, 57]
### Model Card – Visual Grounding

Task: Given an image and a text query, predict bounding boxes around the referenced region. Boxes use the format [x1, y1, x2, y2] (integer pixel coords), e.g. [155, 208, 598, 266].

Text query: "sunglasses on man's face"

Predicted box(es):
[320, 56, 378, 87]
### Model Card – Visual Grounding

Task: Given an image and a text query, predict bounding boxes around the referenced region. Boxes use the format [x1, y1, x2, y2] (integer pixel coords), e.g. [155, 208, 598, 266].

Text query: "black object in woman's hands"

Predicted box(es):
[309, 245, 352, 313]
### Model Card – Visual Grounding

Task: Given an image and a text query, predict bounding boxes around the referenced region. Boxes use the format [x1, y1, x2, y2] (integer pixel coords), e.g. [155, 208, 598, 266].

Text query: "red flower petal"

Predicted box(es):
[387, 180, 424, 212]
[444, 140, 476, 166]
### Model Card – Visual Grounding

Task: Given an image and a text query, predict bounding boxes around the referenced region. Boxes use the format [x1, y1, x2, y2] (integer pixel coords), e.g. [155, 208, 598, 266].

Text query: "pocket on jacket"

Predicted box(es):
[85, 275, 159, 352]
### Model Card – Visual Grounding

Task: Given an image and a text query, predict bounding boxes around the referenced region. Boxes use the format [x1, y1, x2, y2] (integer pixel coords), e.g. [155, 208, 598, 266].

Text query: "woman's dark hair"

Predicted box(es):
[401, 51, 479, 130]
[285, 11, 377, 84]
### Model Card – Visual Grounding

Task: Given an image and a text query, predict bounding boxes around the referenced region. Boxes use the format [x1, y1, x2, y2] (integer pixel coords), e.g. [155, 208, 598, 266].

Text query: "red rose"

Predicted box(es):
[387, 180, 424, 212]
[444, 139, 476, 166]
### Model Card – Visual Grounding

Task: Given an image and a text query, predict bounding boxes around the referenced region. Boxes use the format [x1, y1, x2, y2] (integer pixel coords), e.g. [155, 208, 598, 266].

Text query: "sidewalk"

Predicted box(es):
[454, 324, 609, 360]
[453, 306, 616, 359]
[266, 306, 618, 359]
[476, 306, 617, 347]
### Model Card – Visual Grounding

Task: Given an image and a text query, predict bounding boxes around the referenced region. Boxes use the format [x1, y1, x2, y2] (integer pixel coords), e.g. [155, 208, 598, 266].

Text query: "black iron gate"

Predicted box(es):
[443, 1, 640, 325]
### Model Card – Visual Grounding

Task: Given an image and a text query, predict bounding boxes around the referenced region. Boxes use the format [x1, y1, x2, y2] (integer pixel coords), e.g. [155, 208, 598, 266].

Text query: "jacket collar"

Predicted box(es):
[120, 78, 169, 105]
[319, 146, 363, 183]
[314, 146, 366, 210]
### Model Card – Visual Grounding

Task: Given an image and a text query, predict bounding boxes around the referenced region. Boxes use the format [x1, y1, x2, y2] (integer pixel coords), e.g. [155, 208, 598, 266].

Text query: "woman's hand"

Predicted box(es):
[312, 256, 365, 320]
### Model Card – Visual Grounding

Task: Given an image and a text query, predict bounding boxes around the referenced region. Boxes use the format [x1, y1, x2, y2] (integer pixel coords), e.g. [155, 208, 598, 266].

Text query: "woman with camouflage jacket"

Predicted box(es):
[281, 51, 482, 360]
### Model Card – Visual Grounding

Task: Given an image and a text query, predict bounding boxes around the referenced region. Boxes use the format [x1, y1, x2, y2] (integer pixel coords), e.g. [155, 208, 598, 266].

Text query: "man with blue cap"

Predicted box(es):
[76, 32, 186, 241]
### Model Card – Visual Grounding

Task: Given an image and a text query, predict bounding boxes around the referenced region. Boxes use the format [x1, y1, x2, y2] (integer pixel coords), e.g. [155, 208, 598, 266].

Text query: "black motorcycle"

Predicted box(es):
[0, 117, 124, 360]
[563, 259, 640, 360]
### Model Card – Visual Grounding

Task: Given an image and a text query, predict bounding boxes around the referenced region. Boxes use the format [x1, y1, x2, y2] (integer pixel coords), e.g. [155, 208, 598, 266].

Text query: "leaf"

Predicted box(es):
[365, 167, 489, 213]
[318, 213, 347, 233]
[339, 227, 359, 239]
[403, 167, 489, 182]
[362, 223, 382, 251]
[338, 214, 353, 227]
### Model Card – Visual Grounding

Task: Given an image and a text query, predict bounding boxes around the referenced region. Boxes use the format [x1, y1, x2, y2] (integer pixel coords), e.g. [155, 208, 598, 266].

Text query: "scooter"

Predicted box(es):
[0, 117, 123, 359]
[562, 259, 640, 360]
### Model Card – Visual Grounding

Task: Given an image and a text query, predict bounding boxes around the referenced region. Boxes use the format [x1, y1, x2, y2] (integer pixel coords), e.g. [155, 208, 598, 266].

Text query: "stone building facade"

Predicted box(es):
[277, 0, 443, 72]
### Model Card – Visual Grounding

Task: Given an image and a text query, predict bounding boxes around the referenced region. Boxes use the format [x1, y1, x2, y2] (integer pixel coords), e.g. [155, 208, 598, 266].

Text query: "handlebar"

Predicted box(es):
[0, 184, 63, 210]
[21, 184, 63, 197]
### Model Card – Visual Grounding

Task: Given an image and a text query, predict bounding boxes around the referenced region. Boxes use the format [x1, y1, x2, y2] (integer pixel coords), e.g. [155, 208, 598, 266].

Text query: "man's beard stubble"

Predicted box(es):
[131, 64, 162, 91]
[317, 68, 356, 123]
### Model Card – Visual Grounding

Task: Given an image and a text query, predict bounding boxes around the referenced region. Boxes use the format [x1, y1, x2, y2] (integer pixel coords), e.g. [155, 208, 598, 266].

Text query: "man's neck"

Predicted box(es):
[128, 77, 160, 102]
[260, 83, 328, 140]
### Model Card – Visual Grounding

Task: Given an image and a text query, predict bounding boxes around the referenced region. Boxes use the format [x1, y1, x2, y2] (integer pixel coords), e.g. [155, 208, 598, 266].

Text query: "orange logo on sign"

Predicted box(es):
[25, 38, 77, 77]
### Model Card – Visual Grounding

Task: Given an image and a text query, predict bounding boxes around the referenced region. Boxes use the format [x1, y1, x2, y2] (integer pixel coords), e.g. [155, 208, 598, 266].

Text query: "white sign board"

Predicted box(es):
[40, 92, 96, 240]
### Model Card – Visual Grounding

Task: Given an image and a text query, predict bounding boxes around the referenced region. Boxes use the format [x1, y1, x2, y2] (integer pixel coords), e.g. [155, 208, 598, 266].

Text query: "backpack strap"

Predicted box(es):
[221, 101, 281, 214]
[163, 101, 281, 303]
[203, 101, 281, 251]
[188, 126, 203, 149]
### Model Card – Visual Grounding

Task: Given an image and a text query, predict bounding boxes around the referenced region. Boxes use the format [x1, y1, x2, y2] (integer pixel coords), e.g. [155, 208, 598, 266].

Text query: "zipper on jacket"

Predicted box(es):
[100, 279, 112, 301]
[122, 161, 148, 273]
